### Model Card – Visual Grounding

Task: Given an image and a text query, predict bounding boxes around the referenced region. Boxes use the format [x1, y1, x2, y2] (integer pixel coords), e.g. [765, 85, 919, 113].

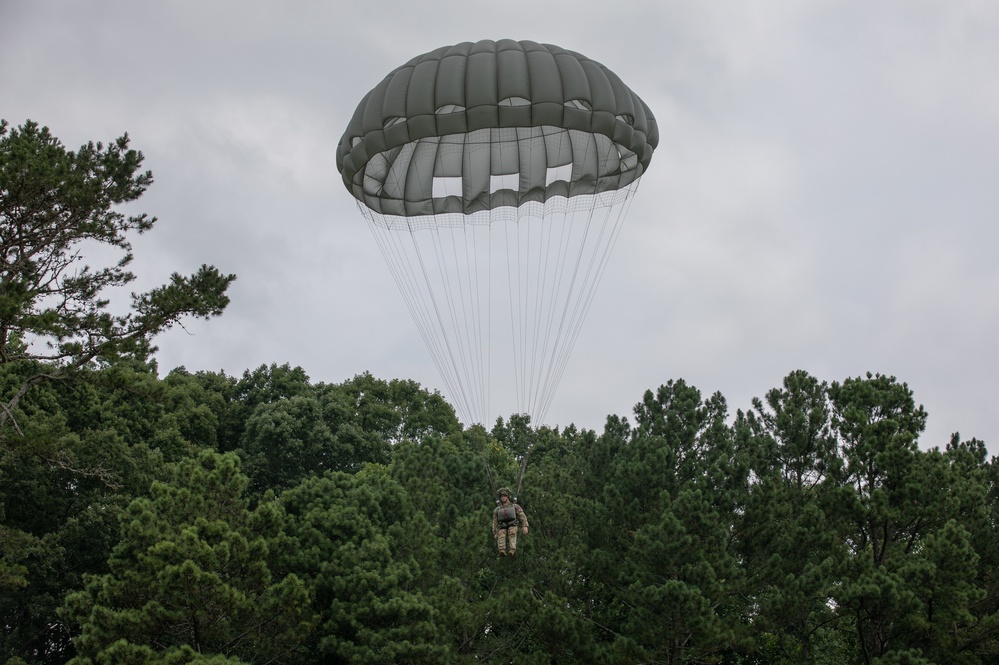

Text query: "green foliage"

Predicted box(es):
[0, 361, 172, 663]
[0, 119, 235, 661]
[825, 374, 965, 663]
[2, 174, 998, 665]
[277, 468, 445, 664]
[5, 355, 999, 665]
[61, 451, 314, 664]
[735, 370, 841, 663]
[585, 380, 751, 663]
[0, 119, 234, 428]
[224, 366, 460, 494]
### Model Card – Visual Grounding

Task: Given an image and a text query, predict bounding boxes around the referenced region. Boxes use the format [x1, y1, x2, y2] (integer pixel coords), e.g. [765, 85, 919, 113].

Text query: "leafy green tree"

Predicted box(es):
[69, 362, 226, 462]
[230, 369, 461, 494]
[0, 119, 234, 430]
[210, 364, 313, 453]
[61, 451, 314, 664]
[321, 372, 460, 445]
[238, 394, 338, 492]
[1, 120, 235, 660]
[277, 467, 445, 664]
[389, 427, 491, 541]
[0, 360, 170, 664]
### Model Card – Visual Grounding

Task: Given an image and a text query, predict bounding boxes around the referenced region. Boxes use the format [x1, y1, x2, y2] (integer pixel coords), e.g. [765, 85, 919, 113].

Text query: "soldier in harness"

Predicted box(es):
[492, 487, 529, 556]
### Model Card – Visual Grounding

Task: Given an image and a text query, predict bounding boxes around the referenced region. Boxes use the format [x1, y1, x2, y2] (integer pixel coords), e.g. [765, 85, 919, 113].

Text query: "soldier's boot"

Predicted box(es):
[508, 549, 516, 557]
[498, 550, 507, 556]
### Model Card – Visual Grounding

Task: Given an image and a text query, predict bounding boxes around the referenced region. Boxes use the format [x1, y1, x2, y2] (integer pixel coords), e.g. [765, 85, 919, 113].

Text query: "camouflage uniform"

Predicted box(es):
[492, 490, 529, 556]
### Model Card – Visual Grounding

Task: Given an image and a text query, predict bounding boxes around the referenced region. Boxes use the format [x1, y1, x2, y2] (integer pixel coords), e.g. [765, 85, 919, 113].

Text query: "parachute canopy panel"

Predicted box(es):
[337, 40, 659, 217]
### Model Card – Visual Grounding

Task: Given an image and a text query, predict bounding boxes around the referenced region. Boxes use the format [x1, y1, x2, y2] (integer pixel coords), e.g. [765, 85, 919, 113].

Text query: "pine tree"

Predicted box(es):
[61, 451, 314, 664]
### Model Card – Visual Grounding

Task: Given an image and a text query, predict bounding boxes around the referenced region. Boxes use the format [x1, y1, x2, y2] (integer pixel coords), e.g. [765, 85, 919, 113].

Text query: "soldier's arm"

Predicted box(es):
[516, 505, 529, 529]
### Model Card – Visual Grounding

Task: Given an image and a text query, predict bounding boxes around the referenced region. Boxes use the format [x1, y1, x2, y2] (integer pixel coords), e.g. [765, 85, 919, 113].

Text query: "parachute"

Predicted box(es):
[337, 39, 658, 425]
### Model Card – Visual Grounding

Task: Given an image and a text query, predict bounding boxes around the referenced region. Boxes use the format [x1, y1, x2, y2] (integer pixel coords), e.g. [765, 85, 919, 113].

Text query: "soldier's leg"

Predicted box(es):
[496, 528, 508, 555]
[507, 527, 518, 556]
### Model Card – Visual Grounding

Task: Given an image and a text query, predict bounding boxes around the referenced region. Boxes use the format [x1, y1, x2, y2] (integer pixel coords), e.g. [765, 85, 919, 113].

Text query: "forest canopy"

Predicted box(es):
[3, 121, 998, 665]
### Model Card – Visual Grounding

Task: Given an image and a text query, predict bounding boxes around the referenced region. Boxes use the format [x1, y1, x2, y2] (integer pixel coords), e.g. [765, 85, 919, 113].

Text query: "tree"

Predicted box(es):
[574, 380, 750, 664]
[735, 370, 845, 663]
[61, 451, 314, 664]
[239, 394, 339, 493]
[321, 373, 460, 445]
[825, 373, 993, 664]
[277, 468, 445, 664]
[0, 119, 235, 431]
[0, 359, 169, 664]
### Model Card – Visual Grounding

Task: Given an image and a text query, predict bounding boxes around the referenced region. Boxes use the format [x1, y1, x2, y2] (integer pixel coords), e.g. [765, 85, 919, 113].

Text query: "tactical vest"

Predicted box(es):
[496, 504, 519, 529]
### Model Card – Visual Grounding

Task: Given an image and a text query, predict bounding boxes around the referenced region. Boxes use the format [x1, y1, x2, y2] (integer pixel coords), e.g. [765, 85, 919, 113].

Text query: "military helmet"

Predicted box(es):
[497, 487, 512, 498]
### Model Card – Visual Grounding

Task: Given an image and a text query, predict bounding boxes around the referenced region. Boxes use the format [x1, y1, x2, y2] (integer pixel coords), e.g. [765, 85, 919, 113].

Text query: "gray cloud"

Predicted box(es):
[4, 0, 997, 449]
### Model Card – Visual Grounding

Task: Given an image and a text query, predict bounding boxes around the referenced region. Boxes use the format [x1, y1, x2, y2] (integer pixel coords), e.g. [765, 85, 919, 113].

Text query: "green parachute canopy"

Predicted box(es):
[337, 40, 658, 425]
[337, 39, 658, 217]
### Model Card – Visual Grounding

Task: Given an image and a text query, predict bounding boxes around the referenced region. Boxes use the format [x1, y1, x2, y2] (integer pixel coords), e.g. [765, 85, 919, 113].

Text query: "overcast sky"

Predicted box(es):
[4, 1, 998, 452]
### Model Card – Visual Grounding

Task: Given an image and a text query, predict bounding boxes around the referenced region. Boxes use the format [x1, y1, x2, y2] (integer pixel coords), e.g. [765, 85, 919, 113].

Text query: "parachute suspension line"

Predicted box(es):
[429, 225, 479, 422]
[418, 225, 482, 424]
[412, 134, 476, 421]
[528, 208, 557, 416]
[382, 210, 476, 423]
[529, 215, 556, 419]
[465, 223, 488, 424]
[534, 176, 602, 418]
[361, 211, 470, 418]
[521, 133, 539, 415]
[465, 223, 490, 423]
[526, 134, 557, 416]
[529, 214, 570, 418]
[361, 144, 482, 423]
[519, 210, 541, 417]
[534, 206, 588, 419]
[528, 131, 602, 420]
[538, 181, 642, 419]
[521, 128, 562, 418]
[362, 213, 441, 367]
[398, 224, 475, 422]
[537, 206, 605, 419]
[515, 217, 526, 414]
[534, 202, 599, 420]
[487, 221, 493, 422]
[514, 210, 532, 417]
[520, 194, 537, 415]
[503, 212, 524, 416]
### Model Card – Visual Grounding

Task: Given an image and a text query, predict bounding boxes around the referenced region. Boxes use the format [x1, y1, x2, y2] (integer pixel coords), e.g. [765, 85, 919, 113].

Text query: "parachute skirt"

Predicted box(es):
[357, 179, 640, 426]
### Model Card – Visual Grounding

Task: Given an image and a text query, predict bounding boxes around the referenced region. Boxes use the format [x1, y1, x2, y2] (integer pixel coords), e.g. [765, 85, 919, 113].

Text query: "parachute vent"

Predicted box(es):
[432, 176, 463, 198]
[499, 97, 531, 107]
[545, 164, 572, 186]
[489, 173, 520, 193]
